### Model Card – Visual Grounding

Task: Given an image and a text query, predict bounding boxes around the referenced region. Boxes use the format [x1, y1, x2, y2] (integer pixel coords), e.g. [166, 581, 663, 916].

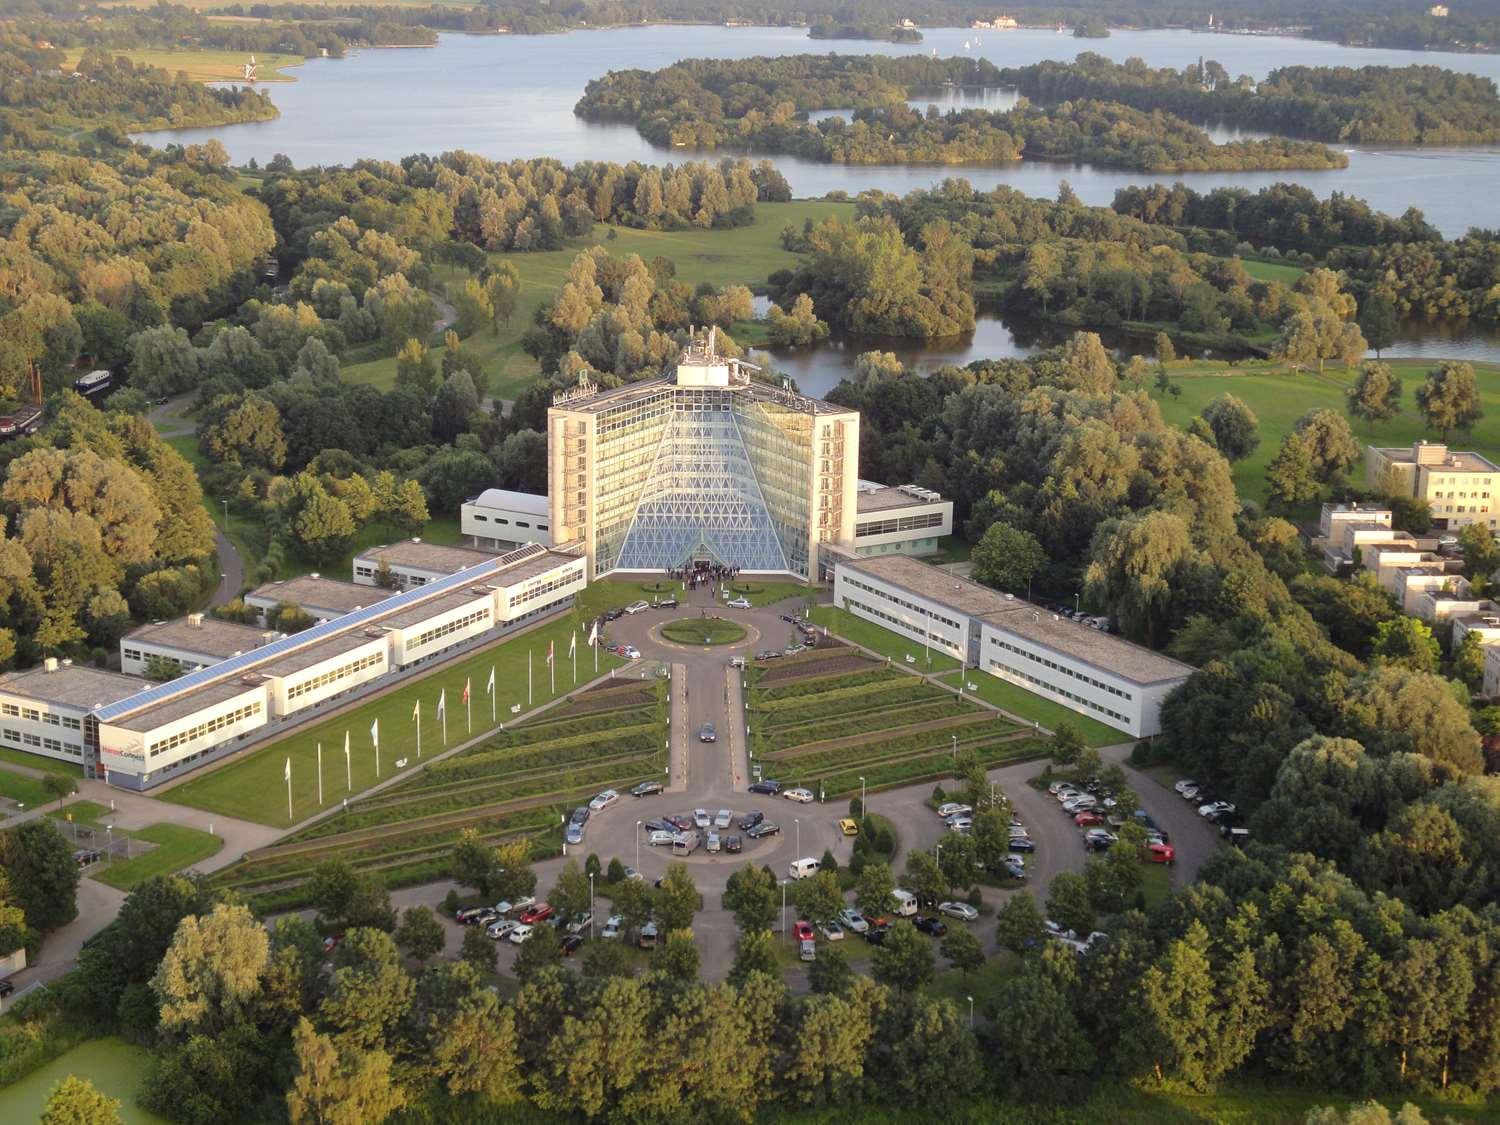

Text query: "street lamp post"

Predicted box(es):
[795, 818, 800, 856]
[781, 880, 788, 945]
[859, 776, 866, 822]
[636, 820, 642, 871]
[588, 873, 595, 941]
[967, 995, 974, 1029]
[951, 734, 957, 762]
[221, 498, 229, 531]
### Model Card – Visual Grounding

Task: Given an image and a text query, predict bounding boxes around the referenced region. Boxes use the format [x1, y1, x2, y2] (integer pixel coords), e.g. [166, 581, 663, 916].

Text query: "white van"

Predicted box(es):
[673, 831, 701, 857]
[788, 857, 820, 880]
[890, 889, 919, 917]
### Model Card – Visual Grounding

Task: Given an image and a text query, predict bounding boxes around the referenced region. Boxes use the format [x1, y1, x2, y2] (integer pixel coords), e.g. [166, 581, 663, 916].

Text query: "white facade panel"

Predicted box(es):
[495, 557, 588, 623]
[0, 692, 87, 765]
[390, 596, 496, 667]
[270, 637, 390, 718]
[99, 684, 269, 781]
[832, 568, 971, 662]
[462, 495, 553, 550]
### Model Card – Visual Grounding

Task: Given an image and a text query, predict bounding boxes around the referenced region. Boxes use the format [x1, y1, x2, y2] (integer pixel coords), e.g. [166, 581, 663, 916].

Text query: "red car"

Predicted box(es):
[793, 919, 815, 942]
[1145, 842, 1176, 865]
[1074, 811, 1104, 827]
[519, 903, 554, 925]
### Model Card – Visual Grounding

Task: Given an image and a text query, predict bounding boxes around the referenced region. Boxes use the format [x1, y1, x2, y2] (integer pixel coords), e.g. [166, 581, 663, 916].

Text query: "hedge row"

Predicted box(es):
[387, 729, 662, 792]
[767, 716, 1017, 773]
[427, 722, 662, 779]
[752, 665, 896, 702]
[758, 697, 978, 752]
[817, 738, 1048, 797]
[755, 679, 951, 727]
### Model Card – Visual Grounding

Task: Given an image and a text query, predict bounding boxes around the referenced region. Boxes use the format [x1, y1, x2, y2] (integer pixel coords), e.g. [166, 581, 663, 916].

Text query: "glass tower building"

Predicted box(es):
[547, 335, 859, 579]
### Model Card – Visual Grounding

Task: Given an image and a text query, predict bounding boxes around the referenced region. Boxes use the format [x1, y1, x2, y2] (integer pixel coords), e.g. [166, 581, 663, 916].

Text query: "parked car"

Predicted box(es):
[914, 915, 949, 938]
[638, 921, 659, 948]
[603, 607, 625, 622]
[788, 857, 820, 880]
[657, 596, 678, 609]
[819, 919, 845, 941]
[748, 779, 782, 795]
[1003, 855, 1027, 880]
[519, 904, 554, 925]
[624, 601, 650, 615]
[727, 597, 752, 609]
[1083, 829, 1118, 852]
[946, 818, 973, 833]
[72, 849, 101, 867]
[631, 781, 663, 798]
[565, 822, 585, 846]
[938, 901, 979, 922]
[0, 980, 12, 999]
[738, 810, 764, 830]
[1173, 778, 1199, 796]
[799, 938, 817, 962]
[601, 915, 624, 940]
[698, 722, 717, 743]
[1074, 811, 1104, 827]
[561, 933, 585, 956]
[494, 896, 535, 916]
[454, 907, 489, 924]
[746, 821, 780, 840]
[1223, 825, 1252, 846]
[665, 815, 694, 832]
[706, 831, 721, 853]
[783, 788, 815, 803]
[566, 913, 593, 935]
[714, 808, 733, 828]
[643, 818, 674, 833]
[648, 830, 677, 847]
[1009, 836, 1036, 853]
[507, 924, 535, 944]
[838, 908, 870, 934]
[589, 789, 619, 811]
[1145, 841, 1176, 864]
[861, 916, 891, 944]
[936, 802, 972, 818]
[1198, 801, 1237, 819]
[838, 817, 859, 836]
[693, 808, 711, 828]
[794, 919, 816, 942]
[620, 645, 641, 660]
[486, 918, 518, 940]
[725, 834, 743, 854]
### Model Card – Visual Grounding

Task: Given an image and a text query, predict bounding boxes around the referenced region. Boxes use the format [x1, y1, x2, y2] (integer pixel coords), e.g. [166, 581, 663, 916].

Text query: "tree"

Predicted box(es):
[721, 864, 777, 932]
[853, 860, 895, 917]
[151, 902, 269, 1037]
[653, 863, 699, 933]
[321, 929, 415, 1049]
[1293, 409, 1361, 483]
[431, 369, 480, 443]
[201, 393, 285, 470]
[1358, 292, 1399, 358]
[1460, 523, 1500, 590]
[41, 1075, 122, 1125]
[787, 870, 842, 928]
[1416, 361, 1482, 440]
[1044, 872, 1094, 936]
[394, 906, 445, 965]
[127, 325, 200, 399]
[42, 772, 76, 809]
[1370, 617, 1441, 674]
[426, 988, 521, 1103]
[549, 859, 592, 923]
[653, 928, 700, 982]
[1, 819, 80, 933]
[1198, 394, 1260, 461]
[728, 929, 778, 987]
[286, 1017, 406, 1125]
[937, 832, 980, 890]
[1347, 665, 1484, 774]
[582, 939, 633, 980]
[902, 850, 948, 910]
[1083, 511, 1199, 647]
[1347, 361, 1403, 429]
[994, 889, 1047, 955]
[393, 338, 438, 399]
[1054, 332, 1116, 394]
[990, 964, 1094, 1100]
[1265, 431, 1322, 510]
[970, 520, 1045, 594]
[872, 920, 934, 992]
[451, 829, 498, 897]
[1451, 629, 1487, 694]
[807, 945, 854, 994]
[491, 838, 537, 904]
[1154, 330, 1175, 366]
[459, 924, 496, 974]
[307, 859, 395, 932]
[513, 925, 563, 981]
[940, 927, 985, 978]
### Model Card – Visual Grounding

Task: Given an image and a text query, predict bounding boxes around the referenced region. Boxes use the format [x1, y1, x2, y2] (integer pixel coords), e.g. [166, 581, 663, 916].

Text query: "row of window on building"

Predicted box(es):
[147, 700, 264, 760]
[843, 595, 964, 657]
[286, 650, 386, 703]
[1, 728, 82, 757]
[410, 607, 491, 652]
[985, 636, 1136, 702]
[855, 511, 946, 538]
[842, 578, 964, 633]
[984, 660, 1129, 725]
[1, 702, 81, 730]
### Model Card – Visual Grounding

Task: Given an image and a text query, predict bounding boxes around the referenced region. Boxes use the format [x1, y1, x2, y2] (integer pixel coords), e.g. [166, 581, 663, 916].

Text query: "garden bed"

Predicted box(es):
[660, 617, 748, 646]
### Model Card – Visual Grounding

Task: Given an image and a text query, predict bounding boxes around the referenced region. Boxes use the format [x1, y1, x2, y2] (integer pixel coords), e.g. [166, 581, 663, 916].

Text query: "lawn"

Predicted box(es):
[726, 579, 818, 608]
[62, 48, 303, 82]
[0, 747, 81, 777]
[807, 606, 962, 674]
[925, 949, 1021, 1013]
[0, 769, 55, 810]
[1239, 258, 1306, 285]
[937, 670, 1124, 747]
[660, 617, 747, 645]
[1137, 860, 1173, 911]
[93, 824, 225, 891]
[1149, 357, 1500, 504]
[340, 199, 855, 398]
[162, 613, 626, 827]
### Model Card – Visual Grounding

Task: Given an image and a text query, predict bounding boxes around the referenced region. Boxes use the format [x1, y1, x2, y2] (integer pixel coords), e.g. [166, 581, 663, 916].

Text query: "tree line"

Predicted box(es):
[574, 53, 1346, 173]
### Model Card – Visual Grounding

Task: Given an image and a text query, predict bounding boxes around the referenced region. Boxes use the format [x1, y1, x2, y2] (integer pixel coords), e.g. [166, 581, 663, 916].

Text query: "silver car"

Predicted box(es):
[693, 808, 711, 829]
[714, 808, 733, 829]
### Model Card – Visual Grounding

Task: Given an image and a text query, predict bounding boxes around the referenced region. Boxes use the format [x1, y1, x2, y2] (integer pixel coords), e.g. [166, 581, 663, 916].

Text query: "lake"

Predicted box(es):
[144, 26, 1500, 239]
[0, 1037, 163, 1124]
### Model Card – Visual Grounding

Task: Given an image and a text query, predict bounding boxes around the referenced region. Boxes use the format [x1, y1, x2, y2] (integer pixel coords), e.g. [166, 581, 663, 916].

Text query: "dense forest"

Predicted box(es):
[1002, 53, 1500, 144]
[576, 54, 1346, 172]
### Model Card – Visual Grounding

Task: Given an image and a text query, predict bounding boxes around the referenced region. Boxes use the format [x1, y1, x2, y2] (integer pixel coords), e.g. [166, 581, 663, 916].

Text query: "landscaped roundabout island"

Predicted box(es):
[660, 616, 748, 646]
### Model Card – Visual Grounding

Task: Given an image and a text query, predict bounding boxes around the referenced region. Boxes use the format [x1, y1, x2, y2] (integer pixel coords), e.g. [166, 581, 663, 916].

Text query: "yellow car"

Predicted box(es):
[838, 818, 859, 837]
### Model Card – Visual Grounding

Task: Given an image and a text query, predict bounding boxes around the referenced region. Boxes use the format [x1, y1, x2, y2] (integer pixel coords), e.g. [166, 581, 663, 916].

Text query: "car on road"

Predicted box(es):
[1008, 835, 1036, 853]
[727, 597, 752, 609]
[693, 808, 711, 828]
[1003, 855, 1027, 880]
[699, 722, 717, 743]
[725, 834, 742, 853]
[589, 789, 619, 811]
[1083, 829, 1118, 852]
[819, 919, 845, 941]
[624, 601, 650, 615]
[507, 924, 535, 944]
[519, 904, 554, 925]
[601, 915, 623, 940]
[561, 933, 585, 955]
[936, 803, 972, 818]
[838, 817, 859, 836]
[494, 896, 535, 916]
[714, 808, 733, 829]
[631, 781, 663, 798]
[1145, 841, 1176, 864]
[794, 919, 816, 942]
[1199, 800, 1237, 819]
[914, 915, 949, 937]
[648, 830, 678, 847]
[1074, 811, 1104, 827]
[938, 901, 979, 922]
[657, 596, 678, 609]
[738, 810, 764, 830]
[1173, 778, 1199, 796]
[837, 908, 869, 934]
[748, 779, 782, 795]
[486, 918, 518, 940]
[783, 787, 815, 803]
[745, 821, 781, 839]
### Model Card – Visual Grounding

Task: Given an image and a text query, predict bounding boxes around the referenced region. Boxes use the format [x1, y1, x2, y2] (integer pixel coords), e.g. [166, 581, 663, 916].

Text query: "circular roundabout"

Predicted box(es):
[659, 616, 749, 646]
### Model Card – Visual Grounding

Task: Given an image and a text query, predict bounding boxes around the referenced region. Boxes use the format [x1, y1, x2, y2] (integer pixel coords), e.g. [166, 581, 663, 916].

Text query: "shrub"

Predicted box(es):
[585, 853, 602, 879]
[607, 857, 625, 883]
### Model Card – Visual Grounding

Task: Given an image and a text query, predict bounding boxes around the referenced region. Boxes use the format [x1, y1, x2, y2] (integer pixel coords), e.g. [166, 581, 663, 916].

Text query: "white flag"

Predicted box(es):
[370, 718, 379, 748]
[486, 666, 495, 695]
[412, 699, 420, 722]
[569, 631, 576, 658]
[587, 620, 599, 646]
[344, 730, 350, 761]
[284, 757, 291, 782]
[436, 689, 446, 720]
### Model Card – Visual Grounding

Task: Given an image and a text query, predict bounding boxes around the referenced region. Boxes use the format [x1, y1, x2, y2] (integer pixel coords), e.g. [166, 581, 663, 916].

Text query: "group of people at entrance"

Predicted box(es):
[668, 561, 741, 591]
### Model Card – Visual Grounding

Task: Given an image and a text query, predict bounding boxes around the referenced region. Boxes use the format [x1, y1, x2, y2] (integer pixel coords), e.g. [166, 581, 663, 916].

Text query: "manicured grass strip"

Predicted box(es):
[938, 671, 1124, 747]
[724, 580, 818, 608]
[1238, 257, 1306, 284]
[0, 770, 55, 809]
[808, 606, 962, 674]
[162, 614, 626, 828]
[92, 824, 224, 891]
[661, 617, 748, 645]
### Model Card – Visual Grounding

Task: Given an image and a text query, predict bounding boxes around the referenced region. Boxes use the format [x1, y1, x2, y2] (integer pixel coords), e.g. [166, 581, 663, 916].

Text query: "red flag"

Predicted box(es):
[462, 677, 471, 704]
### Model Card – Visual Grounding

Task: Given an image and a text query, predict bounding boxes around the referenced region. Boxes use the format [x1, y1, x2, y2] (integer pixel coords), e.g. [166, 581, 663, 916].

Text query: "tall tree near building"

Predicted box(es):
[1459, 523, 1500, 592]
[1265, 430, 1322, 509]
[1358, 292, 1399, 358]
[1083, 511, 1200, 647]
[1198, 394, 1260, 461]
[1291, 409, 1362, 483]
[151, 903, 269, 1037]
[1370, 617, 1441, 674]
[286, 1017, 406, 1125]
[970, 520, 1045, 594]
[1346, 361, 1403, 430]
[1416, 361, 1482, 440]
[0, 819, 79, 934]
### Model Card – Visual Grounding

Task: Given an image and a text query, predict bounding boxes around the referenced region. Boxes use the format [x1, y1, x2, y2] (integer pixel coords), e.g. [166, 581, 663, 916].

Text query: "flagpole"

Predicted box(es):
[285, 759, 292, 821]
[572, 640, 577, 685]
[415, 702, 421, 760]
[317, 742, 323, 806]
[442, 703, 448, 746]
[528, 649, 533, 705]
[466, 689, 472, 735]
[490, 666, 496, 722]
[344, 732, 351, 790]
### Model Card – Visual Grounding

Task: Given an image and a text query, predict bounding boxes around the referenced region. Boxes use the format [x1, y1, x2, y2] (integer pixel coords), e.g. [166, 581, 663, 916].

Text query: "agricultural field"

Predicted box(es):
[163, 611, 628, 828]
[340, 200, 855, 398]
[747, 648, 1042, 797]
[62, 48, 302, 82]
[208, 678, 666, 911]
[1148, 357, 1500, 505]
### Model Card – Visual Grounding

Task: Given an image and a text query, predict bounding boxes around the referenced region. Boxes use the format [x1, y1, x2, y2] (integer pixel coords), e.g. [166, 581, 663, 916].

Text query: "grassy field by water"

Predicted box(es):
[63, 48, 302, 82]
